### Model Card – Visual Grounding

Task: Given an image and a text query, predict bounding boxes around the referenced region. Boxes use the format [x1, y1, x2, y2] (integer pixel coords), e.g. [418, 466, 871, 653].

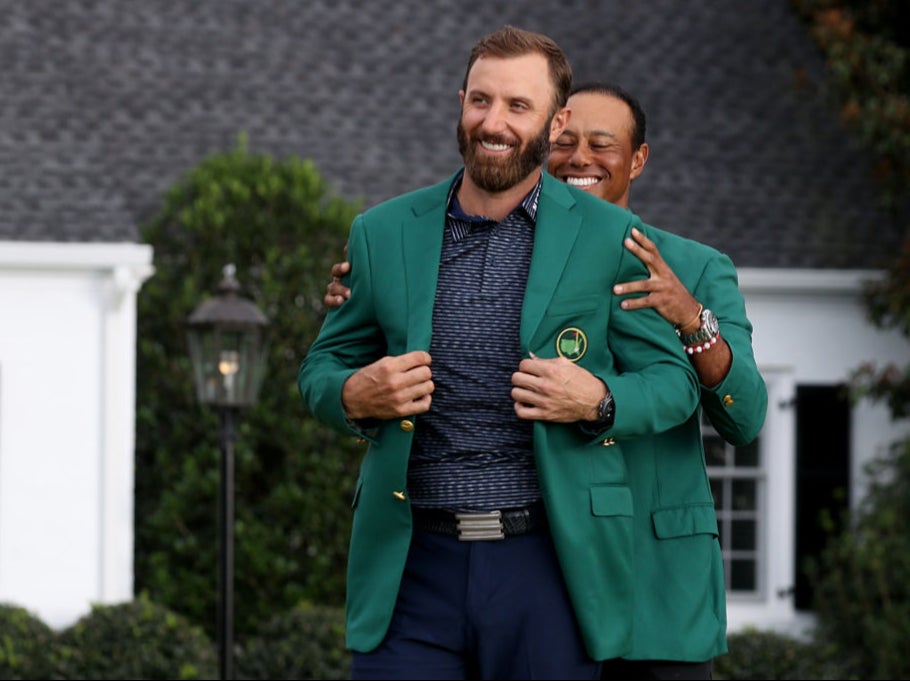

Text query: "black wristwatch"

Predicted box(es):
[593, 390, 615, 427]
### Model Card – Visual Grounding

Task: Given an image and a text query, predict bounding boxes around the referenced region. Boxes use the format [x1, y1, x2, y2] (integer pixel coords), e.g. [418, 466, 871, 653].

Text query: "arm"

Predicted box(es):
[511, 220, 700, 439]
[613, 227, 731, 387]
[299, 216, 433, 434]
[689, 251, 768, 445]
[613, 228, 766, 444]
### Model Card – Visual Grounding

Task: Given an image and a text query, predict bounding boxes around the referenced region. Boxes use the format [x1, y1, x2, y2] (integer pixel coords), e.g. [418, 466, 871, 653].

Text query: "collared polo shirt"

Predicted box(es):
[408, 170, 542, 512]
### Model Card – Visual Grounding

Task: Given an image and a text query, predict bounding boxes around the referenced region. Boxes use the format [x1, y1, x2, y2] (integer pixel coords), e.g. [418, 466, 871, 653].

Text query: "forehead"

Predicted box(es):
[564, 92, 633, 136]
[465, 53, 554, 103]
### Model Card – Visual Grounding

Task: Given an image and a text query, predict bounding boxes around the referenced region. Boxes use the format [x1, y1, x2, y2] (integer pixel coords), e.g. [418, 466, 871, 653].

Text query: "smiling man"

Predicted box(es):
[299, 27, 701, 680]
[549, 82, 767, 680]
[322, 80, 768, 680]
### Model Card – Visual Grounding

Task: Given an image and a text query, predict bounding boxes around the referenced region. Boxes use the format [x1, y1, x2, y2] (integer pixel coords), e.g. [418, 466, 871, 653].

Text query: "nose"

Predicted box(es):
[479, 101, 509, 134]
[568, 144, 592, 166]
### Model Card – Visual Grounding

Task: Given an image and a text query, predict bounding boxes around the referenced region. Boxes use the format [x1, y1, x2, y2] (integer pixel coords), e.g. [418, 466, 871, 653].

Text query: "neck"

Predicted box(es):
[457, 169, 542, 221]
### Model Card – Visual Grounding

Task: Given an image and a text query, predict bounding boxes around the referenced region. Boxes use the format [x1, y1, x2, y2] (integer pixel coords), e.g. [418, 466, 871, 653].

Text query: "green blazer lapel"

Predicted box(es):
[403, 177, 452, 350]
[521, 173, 582, 349]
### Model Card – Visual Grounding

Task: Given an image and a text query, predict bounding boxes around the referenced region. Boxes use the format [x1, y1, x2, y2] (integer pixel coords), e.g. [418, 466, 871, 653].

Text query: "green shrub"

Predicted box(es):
[805, 439, 910, 679]
[713, 628, 845, 680]
[0, 602, 58, 679]
[237, 602, 349, 680]
[134, 135, 365, 639]
[54, 595, 216, 679]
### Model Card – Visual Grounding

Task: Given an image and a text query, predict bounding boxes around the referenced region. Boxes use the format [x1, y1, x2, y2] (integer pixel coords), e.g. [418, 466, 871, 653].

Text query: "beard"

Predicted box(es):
[457, 118, 551, 193]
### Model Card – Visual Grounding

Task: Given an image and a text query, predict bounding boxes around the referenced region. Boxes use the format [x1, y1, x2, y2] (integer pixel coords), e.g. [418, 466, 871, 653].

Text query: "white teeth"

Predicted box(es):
[481, 141, 510, 151]
[566, 176, 600, 187]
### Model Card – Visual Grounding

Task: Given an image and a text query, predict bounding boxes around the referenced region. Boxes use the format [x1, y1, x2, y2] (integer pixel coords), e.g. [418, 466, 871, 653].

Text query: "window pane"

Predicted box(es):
[731, 559, 756, 590]
[732, 479, 756, 511]
[732, 519, 756, 550]
[704, 435, 727, 466]
[734, 439, 760, 467]
[710, 478, 724, 508]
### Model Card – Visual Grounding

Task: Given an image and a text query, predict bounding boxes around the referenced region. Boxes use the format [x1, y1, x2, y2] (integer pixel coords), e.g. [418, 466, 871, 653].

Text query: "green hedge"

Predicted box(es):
[2, 597, 868, 680]
[0, 603, 58, 680]
[134, 136, 365, 640]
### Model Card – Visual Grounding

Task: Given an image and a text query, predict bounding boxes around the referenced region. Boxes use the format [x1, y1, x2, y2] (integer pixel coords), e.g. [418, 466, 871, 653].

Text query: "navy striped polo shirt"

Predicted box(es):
[408, 170, 542, 512]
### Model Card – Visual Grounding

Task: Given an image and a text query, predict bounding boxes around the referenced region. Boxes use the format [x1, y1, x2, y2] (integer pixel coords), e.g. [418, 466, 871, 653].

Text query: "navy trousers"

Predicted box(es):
[350, 526, 601, 680]
[600, 658, 713, 680]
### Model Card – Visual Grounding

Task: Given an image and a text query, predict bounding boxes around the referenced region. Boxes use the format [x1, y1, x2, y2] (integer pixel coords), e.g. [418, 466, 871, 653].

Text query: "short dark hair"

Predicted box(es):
[569, 81, 647, 150]
[463, 26, 573, 114]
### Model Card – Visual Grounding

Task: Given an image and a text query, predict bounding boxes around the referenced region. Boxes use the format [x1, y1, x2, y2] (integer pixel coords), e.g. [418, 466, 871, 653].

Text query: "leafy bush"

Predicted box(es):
[134, 135, 365, 639]
[805, 439, 910, 679]
[713, 628, 845, 680]
[54, 595, 216, 679]
[237, 602, 349, 680]
[0, 603, 58, 680]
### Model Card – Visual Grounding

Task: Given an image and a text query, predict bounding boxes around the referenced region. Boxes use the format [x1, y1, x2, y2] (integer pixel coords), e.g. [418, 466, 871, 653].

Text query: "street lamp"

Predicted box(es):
[187, 263, 269, 681]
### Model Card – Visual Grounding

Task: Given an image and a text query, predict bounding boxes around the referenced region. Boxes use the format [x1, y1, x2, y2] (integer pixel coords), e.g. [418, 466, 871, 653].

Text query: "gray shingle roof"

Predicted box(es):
[0, 0, 903, 268]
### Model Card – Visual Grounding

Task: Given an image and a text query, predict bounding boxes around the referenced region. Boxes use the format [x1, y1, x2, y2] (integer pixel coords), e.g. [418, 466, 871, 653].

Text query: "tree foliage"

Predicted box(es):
[134, 135, 365, 639]
[791, 0, 910, 416]
[791, 3, 910, 675]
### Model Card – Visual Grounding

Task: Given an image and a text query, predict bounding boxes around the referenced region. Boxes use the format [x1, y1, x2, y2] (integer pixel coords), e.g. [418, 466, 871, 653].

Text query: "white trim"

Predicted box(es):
[738, 267, 884, 294]
[0, 241, 153, 271]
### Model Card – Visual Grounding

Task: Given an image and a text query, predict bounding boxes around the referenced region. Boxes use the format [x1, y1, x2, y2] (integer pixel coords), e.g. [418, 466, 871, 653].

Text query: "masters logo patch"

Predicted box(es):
[556, 327, 587, 362]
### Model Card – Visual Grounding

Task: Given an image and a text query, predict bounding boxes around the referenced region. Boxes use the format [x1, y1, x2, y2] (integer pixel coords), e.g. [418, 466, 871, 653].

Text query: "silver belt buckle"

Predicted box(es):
[455, 510, 504, 541]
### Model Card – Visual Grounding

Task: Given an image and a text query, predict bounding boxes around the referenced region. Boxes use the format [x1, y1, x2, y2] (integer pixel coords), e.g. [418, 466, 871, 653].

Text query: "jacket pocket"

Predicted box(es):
[590, 485, 633, 517]
[652, 503, 718, 539]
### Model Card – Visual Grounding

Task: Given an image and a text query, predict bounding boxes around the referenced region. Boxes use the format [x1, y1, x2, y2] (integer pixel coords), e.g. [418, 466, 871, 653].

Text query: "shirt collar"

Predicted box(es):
[445, 168, 541, 242]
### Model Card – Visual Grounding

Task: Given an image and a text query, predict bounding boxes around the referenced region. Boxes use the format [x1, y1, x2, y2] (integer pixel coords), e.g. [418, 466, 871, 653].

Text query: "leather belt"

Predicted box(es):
[411, 502, 546, 541]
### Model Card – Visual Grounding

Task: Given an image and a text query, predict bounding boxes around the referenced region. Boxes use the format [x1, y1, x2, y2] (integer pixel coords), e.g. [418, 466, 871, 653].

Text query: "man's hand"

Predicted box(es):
[612, 227, 701, 327]
[511, 354, 606, 423]
[324, 243, 351, 309]
[342, 351, 434, 420]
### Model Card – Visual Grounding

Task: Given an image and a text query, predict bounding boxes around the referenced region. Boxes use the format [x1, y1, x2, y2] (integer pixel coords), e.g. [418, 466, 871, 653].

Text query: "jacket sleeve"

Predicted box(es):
[693, 251, 767, 445]
[599, 221, 701, 438]
[297, 214, 386, 435]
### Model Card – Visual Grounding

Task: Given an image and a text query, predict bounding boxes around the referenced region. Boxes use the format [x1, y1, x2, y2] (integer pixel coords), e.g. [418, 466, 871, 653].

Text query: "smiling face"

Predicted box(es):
[547, 91, 648, 208]
[458, 53, 568, 194]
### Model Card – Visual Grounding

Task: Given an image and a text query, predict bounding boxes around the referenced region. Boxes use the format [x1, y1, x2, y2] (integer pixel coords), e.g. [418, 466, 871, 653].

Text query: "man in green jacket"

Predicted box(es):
[548, 82, 766, 679]
[299, 26, 700, 680]
[325, 81, 768, 679]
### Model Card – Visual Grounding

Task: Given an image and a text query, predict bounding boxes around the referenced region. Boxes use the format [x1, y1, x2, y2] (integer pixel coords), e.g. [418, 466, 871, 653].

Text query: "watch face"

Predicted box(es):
[703, 309, 720, 336]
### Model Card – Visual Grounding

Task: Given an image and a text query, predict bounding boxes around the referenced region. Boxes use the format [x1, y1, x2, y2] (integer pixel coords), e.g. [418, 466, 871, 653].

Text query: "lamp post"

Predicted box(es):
[187, 264, 269, 681]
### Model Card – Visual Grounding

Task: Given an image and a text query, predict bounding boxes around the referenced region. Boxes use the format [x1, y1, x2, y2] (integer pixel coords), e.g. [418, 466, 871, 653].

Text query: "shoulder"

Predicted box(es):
[541, 172, 630, 219]
[361, 173, 456, 222]
[643, 224, 734, 268]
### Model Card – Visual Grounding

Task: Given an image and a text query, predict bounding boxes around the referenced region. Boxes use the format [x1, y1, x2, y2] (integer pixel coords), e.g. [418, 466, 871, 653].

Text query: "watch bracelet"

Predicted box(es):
[677, 308, 719, 346]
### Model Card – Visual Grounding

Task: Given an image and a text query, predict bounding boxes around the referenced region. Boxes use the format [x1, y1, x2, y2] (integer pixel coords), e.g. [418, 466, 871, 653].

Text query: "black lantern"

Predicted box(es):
[187, 263, 269, 408]
[187, 263, 269, 681]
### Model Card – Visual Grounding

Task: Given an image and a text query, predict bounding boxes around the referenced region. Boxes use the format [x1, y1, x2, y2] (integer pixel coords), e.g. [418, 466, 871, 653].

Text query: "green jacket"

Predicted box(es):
[619, 226, 768, 662]
[298, 171, 700, 660]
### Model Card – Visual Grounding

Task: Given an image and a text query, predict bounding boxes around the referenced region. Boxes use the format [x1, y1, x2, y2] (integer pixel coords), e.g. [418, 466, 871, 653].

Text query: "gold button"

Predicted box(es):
[722, 395, 735, 407]
[601, 437, 616, 447]
[400, 419, 415, 432]
[356, 437, 367, 444]
[393, 491, 406, 501]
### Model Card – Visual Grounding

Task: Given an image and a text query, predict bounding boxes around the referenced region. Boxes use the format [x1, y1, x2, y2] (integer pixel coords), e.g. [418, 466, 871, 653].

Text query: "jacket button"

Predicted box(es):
[723, 395, 735, 407]
[393, 491, 407, 501]
[601, 437, 616, 447]
[400, 419, 415, 432]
